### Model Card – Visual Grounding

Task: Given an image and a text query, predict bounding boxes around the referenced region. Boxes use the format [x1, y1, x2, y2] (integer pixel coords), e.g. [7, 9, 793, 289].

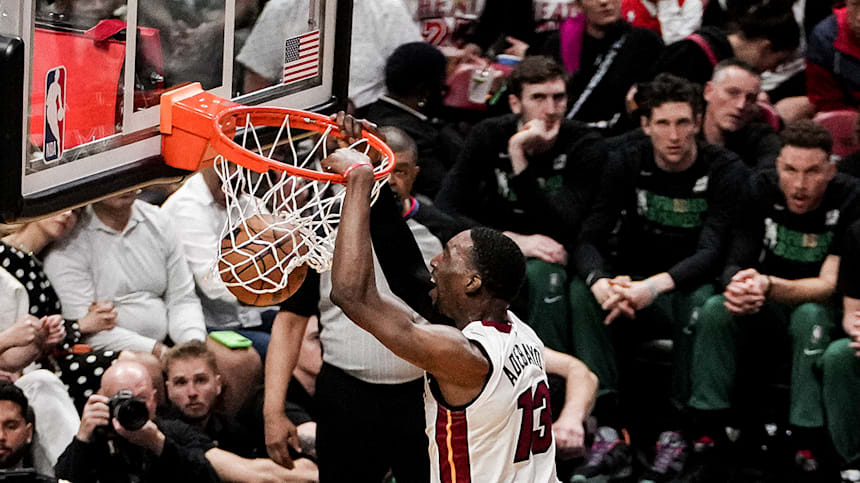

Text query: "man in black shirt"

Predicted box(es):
[652, 3, 800, 86]
[163, 341, 319, 479]
[0, 382, 34, 472]
[528, 0, 664, 134]
[702, 59, 782, 170]
[381, 126, 469, 246]
[821, 219, 860, 479]
[570, 73, 748, 481]
[687, 121, 860, 478]
[436, 55, 606, 355]
[363, 42, 462, 198]
[163, 341, 259, 458]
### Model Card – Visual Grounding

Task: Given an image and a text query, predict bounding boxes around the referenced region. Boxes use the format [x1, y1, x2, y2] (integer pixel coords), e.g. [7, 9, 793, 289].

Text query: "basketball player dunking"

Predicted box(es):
[323, 117, 588, 481]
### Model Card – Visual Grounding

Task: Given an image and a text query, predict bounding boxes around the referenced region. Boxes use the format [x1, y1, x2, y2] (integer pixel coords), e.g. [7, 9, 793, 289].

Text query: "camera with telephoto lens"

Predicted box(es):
[108, 390, 149, 431]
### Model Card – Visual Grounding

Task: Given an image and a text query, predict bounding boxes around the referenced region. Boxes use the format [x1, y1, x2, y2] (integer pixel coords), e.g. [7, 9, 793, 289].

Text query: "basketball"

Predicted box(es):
[218, 214, 308, 306]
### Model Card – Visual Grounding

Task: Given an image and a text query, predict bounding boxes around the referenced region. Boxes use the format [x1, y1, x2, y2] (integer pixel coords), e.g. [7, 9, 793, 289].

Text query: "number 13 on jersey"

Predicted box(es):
[514, 380, 553, 462]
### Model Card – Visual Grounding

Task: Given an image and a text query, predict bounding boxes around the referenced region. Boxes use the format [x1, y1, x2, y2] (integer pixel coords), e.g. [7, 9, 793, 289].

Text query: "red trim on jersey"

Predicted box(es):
[481, 320, 511, 333]
[435, 407, 472, 482]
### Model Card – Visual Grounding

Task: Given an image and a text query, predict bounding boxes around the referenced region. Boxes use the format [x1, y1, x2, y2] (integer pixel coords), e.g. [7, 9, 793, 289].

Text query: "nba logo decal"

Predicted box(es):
[43, 66, 66, 163]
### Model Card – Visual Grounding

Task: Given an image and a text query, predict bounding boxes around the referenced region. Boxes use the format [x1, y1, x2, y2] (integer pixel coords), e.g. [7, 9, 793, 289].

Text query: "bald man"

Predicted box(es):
[701, 59, 782, 170]
[56, 360, 312, 483]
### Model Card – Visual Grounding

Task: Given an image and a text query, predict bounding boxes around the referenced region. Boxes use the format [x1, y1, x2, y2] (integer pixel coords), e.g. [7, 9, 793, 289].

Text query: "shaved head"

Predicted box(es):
[100, 360, 157, 419]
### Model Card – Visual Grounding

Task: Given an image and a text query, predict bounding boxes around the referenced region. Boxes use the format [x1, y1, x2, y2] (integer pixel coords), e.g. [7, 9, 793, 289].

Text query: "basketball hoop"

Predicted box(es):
[159, 83, 395, 302]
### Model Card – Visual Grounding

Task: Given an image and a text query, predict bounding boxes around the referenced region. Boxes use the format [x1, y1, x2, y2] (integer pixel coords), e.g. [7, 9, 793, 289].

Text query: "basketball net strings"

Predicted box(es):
[213, 112, 390, 294]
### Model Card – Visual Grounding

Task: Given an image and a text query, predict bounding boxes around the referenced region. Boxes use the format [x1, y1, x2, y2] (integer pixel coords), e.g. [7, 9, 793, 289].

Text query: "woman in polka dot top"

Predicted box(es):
[1, 211, 120, 410]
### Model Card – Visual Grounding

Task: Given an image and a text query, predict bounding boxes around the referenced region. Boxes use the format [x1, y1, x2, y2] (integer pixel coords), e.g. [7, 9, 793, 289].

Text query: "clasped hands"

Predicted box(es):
[591, 276, 659, 325]
[722, 268, 769, 316]
[1, 314, 65, 353]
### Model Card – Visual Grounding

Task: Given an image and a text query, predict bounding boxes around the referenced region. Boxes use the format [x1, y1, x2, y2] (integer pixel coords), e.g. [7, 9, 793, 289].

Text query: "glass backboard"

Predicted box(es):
[0, 0, 351, 222]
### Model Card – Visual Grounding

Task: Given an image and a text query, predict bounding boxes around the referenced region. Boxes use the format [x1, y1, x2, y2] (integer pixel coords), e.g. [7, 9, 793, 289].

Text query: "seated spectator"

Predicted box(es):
[529, 0, 664, 132]
[436, 55, 606, 356]
[56, 359, 305, 483]
[163, 341, 253, 455]
[468, 0, 578, 56]
[570, 74, 748, 481]
[702, 59, 782, 169]
[379, 126, 468, 248]
[685, 121, 860, 480]
[44, 194, 204, 356]
[8, 370, 79, 477]
[42, 193, 261, 416]
[807, 0, 860, 113]
[652, 2, 800, 86]
[0, 381, 35, 471]
[0, 381, 34, 472]
[163, 341, 318, 479]
[621, 0, 707, 44]
[238, 0, 420, 111]
[822, 218, 860, 481]
[162, 167, 277, 360]
[1, 211, 124, 409]
[364, 42, 463, 198]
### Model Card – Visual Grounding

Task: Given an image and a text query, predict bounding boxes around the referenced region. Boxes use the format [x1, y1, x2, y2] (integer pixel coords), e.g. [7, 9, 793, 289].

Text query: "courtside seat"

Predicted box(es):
[757, 101, 782, 131]
[813, 110, 860, 158]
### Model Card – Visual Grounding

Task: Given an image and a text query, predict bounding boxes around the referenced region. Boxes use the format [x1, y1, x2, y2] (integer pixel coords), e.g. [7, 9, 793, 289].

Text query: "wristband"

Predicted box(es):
[644, 279, 658, 299]
[343, 161, 373, 178]
[764, 275, 773, 297]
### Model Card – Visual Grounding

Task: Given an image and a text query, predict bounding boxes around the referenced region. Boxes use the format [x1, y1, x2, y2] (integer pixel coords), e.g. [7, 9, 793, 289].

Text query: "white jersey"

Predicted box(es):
[424, 311, 559, 483]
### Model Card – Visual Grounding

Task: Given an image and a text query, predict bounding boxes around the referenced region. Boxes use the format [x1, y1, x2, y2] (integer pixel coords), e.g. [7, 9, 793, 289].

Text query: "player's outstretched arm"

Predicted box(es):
[544, 347, 598, 459]
[262, 310, 308, 468]
[324, 148, 490, 396]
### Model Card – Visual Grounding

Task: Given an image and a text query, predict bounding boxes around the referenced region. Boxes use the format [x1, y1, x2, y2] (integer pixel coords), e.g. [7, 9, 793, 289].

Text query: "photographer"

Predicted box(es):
[56, 360, 310, 483]
[54, 360, 220, 483]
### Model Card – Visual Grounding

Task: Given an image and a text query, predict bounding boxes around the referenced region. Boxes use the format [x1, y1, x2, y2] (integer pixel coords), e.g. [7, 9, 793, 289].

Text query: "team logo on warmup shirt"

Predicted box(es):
[763, 218, 834, 263]
[636, 189, 707, 229]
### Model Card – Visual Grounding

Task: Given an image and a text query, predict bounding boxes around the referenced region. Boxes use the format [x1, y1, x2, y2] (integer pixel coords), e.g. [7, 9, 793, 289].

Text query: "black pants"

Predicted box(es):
[316, 363, 429, 483]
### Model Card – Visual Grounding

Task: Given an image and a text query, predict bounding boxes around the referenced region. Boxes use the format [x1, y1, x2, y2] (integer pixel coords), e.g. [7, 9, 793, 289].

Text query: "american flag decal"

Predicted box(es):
[283, 30, 320, 84]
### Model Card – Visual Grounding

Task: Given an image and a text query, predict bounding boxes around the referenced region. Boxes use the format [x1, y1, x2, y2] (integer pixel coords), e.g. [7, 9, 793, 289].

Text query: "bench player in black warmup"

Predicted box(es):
[570, 73, 749, 481]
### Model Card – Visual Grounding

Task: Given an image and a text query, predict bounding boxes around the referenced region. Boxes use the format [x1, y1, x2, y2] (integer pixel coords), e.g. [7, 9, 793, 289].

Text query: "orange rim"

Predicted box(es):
[211, 106, 395, 183]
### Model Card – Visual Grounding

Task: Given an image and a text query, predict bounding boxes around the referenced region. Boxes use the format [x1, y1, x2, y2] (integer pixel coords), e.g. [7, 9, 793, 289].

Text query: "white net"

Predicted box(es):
[213, 111, 392, 296]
